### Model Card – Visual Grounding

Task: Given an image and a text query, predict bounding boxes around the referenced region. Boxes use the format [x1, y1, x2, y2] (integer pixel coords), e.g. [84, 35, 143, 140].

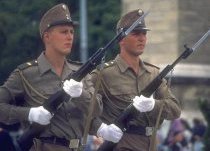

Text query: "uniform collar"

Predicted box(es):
[37, 52, 74, 77]
[115, 54, 151, 73]
[37, 52, 52, 75]
[115, 55, 129, 73]
[141, 61, 152, 73]
[65, 60, 79, 72]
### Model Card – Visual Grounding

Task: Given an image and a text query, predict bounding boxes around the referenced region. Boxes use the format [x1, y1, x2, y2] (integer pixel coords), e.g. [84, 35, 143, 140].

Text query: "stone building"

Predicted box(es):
[122, 0, 210, 122]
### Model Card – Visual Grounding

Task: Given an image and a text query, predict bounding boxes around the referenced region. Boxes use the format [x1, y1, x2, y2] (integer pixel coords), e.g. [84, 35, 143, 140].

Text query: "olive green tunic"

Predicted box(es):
[0, 52, 102, 140]
[91, 54, 181, 151]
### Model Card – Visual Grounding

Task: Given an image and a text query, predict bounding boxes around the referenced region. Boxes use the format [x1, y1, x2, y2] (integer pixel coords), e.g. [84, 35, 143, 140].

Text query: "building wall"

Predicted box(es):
[122, 0, 210, 121]
[178, 0, 210, 64]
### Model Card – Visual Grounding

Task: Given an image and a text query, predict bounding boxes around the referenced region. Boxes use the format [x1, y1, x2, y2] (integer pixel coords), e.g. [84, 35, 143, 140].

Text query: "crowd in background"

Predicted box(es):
[0, 117, 207, 151]
[157, 118, 206, 151]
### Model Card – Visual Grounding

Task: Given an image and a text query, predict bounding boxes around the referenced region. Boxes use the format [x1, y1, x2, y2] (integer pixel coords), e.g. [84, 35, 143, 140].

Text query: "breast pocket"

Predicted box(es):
[108, 81, 136, 103]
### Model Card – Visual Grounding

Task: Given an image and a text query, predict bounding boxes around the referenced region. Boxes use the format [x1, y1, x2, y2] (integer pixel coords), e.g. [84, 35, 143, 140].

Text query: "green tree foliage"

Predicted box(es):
[87, 0, 121, 59]
[0, 0, 121, 84]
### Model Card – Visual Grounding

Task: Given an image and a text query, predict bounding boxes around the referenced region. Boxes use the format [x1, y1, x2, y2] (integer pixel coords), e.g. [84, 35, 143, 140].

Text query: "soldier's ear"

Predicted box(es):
[43, 32, 50, 42]
[119, 38, 125, 45]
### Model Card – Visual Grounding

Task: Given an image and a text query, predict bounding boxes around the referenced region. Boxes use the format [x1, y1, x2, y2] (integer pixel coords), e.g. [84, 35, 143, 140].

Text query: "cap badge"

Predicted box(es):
[66, 14, 70, 20]
[138, 9, 143, 15]
[62, 4, 67, 10]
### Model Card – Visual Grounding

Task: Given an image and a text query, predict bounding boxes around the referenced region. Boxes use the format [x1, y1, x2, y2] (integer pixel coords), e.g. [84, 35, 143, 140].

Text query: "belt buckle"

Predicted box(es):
[145, 127, 153, 136]
[69, 139, 80, 149]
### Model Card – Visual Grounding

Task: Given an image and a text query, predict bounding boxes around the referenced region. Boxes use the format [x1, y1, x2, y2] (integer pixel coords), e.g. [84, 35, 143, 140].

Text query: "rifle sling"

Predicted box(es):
[149, 101, 164, 151]
[82, 70, 102, 146]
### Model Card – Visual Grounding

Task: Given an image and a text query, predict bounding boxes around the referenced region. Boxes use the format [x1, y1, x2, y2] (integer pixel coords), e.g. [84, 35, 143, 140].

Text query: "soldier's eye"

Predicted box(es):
[61, 30, 68, 34]
[70, 29, 74, 34]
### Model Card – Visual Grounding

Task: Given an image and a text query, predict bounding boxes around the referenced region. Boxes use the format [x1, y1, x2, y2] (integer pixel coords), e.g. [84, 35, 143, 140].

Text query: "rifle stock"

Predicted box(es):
[17, 12, 150, 151]
[97, 29, 210, 151]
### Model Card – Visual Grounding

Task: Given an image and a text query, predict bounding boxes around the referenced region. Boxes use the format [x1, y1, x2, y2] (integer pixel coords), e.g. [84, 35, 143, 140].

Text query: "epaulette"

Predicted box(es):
[143, 61, 160, 69]
[96, 60, 116, 70]
[104, 60, 115, 68]
[67, 59, 83, 65]
[17, 60, 38, 70]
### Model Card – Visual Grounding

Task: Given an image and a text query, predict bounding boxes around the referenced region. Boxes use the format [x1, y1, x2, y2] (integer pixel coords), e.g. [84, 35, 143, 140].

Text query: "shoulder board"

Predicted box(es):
[17, 60, 38, 70]
[143, 62, 160, 69]
[67, 59, 83, 65]
[104, 60, 115, 68]
[96, 60, 116, 70]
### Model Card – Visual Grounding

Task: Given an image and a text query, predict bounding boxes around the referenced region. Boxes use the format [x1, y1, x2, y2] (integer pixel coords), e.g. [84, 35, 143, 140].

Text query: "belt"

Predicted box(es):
[126, 125, 154, 136]
[39, 137, 80, 149]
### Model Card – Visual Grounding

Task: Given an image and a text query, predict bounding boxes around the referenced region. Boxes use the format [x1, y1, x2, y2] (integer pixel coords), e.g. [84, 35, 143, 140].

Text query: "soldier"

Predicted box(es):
[0, 3, 123, 151]
[90, 9, 181, 151]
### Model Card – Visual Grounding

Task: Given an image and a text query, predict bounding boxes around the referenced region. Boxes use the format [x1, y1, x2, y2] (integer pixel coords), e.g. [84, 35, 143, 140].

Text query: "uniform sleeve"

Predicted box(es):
[151, 78, 181, 120]
[72, 73, 103, 134]
[0, 69, 30, 124]
[73, 74, 103, 115]
[89, 70, 98, 89]
[88, 70, 104, 134]
[89, 117, 103, 135]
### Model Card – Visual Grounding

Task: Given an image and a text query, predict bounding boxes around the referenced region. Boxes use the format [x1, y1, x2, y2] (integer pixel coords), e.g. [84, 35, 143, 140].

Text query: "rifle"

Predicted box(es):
[17, 12, 150, 151]
[97, 29, 210, 151]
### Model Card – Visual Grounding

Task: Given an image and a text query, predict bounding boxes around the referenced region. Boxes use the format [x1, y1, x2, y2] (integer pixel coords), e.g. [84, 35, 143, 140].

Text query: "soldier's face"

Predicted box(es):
[44, 25, 74, 56]
[120, 30, 147, 56]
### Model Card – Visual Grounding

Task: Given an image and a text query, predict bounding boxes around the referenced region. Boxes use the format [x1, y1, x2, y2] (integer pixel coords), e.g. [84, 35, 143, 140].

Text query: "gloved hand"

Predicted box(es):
[97, 123, 123, 143]
[63, 79, 83, 98]
[133, 95, 155, 112]
[28, 106, 53, 125]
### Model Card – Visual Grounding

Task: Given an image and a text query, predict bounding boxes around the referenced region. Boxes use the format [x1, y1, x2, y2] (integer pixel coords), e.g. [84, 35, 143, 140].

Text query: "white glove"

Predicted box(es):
[28, 106, 53, 125]
[63, 79, 83, 98]
[97, 123, 123, 143]
[133, 95, 155, 112]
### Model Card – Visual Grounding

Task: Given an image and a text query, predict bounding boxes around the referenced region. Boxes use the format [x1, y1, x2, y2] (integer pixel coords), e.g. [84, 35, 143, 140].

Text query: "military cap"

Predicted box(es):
[116, 9, 150, 33]
[39, 3, 77, 38]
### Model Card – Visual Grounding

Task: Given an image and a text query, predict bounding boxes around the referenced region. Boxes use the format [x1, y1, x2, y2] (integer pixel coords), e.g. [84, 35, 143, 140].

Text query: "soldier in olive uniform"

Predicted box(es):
[90, 9, 181, 151]
[0, 3, 123, 151]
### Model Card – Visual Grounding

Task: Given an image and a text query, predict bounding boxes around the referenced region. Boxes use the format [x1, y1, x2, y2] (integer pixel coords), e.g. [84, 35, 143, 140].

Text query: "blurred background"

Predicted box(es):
[0, 0, 210, 151]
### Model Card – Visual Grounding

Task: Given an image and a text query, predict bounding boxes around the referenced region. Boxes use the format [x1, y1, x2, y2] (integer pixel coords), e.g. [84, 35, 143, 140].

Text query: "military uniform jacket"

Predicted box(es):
[0, 52, 102, 139]
[91, 54, 181, 128]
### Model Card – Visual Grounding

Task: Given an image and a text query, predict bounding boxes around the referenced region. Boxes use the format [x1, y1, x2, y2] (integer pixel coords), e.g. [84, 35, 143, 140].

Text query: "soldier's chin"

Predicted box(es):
[62, 49, 71, 55]
[135, 51, 144, 56]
